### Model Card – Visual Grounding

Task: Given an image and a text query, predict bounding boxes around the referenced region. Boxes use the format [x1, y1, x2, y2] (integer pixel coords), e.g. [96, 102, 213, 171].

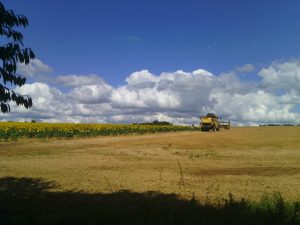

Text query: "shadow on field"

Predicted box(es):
[0, 177, 299, 225]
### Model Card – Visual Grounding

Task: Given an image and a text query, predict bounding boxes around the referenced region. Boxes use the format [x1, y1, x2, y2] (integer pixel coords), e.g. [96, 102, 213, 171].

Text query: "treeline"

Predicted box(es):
[260, 124, 300, 127]
[133, 120, 173, 126]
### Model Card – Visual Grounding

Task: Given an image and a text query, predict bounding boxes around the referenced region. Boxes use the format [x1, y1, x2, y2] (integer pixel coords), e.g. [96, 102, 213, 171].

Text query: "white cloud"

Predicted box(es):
[259, 60, 300, 91]
[17, 58, 53, 77]
[14, 83, 70, 116]
[111, 86, 180, 109]
[278, 89, 300, 104]
[211, 90, 298, 123]
[70, 84, 112, 104]
[234, 64, 255, 74]
[109, 67, 299, 124]
[10, 82, 114, 122]
[257, 60, 300, 112]
[125, 70, 158, 88]
[56, 74, 106, 87]
[192, 69, 214, 76]
[3, 60, 300, 125]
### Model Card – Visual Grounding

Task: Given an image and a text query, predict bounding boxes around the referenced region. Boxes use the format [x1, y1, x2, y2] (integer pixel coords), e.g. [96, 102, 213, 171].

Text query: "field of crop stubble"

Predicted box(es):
[1, 126, 300, 202]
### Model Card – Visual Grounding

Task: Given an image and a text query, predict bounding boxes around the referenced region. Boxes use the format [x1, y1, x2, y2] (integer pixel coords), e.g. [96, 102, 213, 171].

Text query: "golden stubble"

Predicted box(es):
[1, 126, 300, 202]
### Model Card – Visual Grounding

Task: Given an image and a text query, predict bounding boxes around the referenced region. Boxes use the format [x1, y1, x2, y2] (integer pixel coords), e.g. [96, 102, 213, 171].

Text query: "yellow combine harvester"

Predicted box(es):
[200, 113, 231, 131]
[200, 113, 221, 131]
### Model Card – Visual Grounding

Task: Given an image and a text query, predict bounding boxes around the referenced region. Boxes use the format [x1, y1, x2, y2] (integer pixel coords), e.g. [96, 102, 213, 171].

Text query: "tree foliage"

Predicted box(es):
[0, 2, 35, 113]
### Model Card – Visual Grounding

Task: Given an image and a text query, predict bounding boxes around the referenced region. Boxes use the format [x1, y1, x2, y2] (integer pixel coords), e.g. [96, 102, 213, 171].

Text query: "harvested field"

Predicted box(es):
[1, 126, 300, 202]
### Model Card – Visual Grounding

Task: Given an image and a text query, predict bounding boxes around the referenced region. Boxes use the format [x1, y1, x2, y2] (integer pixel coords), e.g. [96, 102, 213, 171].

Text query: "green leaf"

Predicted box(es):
[0, 2, 34, 113]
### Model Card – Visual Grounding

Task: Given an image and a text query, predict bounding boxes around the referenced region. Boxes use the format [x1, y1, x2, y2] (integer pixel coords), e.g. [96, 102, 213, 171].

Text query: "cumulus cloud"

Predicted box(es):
[111, 86, 180, 109]
[125, 70, 158, 88]
[14, 83, 70, 116]
[56, 74, 106, 87]
[10, 82, 115, 122]
[70, 84, 113, 104]
[211, 90, 298, 123]
[17, 58, 53, 77]
[4, 60, 300, 125]
[234, 64, 255, 74]
[259, 60, 300, 91]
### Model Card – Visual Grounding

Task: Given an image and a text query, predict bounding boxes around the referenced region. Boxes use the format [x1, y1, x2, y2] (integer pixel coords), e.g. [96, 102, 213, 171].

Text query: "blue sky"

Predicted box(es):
[1, 0, 300, 124]
[3, 0, 300, 84]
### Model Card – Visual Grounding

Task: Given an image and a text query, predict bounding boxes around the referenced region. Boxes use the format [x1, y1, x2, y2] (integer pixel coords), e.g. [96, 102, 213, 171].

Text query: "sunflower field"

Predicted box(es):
[0, 122, 200, 139]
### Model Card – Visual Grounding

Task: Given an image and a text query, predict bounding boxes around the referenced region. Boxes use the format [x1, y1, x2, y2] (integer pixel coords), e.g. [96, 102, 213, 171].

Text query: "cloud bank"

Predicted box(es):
[17, 59, 53, 77]
[3, 60, 300, 125]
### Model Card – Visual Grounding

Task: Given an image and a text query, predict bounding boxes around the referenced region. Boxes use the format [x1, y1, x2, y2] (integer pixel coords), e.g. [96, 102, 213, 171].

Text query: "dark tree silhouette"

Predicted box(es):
[0, 2, 35, 113]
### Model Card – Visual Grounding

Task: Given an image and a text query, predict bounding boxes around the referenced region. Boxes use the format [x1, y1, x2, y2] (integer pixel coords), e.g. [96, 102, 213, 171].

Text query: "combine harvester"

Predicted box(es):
[200, 113, 230, 131]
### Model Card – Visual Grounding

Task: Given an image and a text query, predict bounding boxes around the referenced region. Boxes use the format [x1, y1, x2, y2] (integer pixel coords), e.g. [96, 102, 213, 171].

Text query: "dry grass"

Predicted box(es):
[1, 126, 300, 202]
